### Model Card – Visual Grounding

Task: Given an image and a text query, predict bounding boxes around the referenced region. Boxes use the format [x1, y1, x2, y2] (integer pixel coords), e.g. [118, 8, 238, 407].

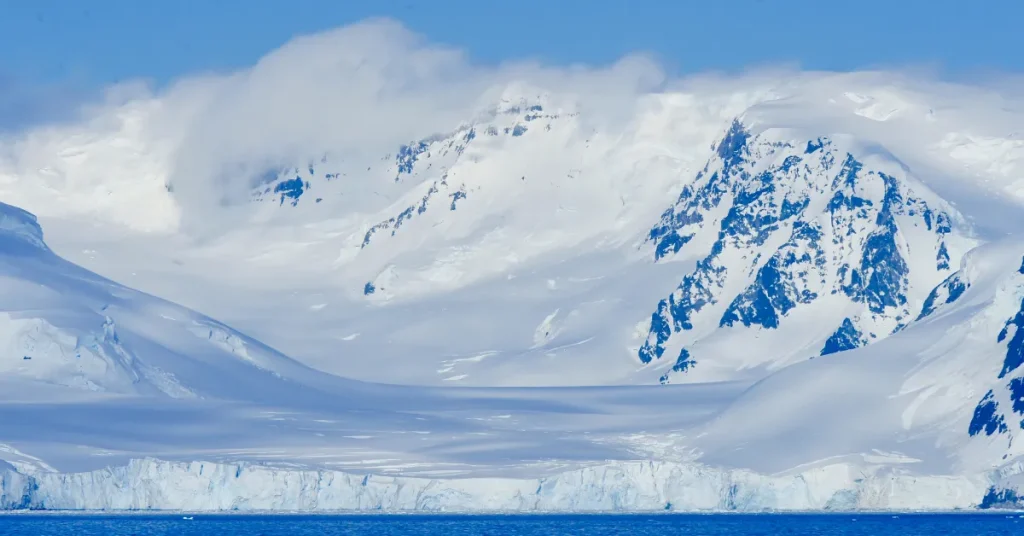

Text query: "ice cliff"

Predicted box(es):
[0, 458, 996, 512]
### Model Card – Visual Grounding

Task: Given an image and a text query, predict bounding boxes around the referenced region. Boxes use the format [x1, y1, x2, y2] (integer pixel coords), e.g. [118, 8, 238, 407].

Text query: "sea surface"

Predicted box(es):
[0, 513, 1022, 535]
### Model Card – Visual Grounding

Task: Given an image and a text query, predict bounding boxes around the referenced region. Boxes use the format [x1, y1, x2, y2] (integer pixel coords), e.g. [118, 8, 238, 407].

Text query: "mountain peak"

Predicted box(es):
[641, 122, 970, 383]
[0, 201, 49, 253]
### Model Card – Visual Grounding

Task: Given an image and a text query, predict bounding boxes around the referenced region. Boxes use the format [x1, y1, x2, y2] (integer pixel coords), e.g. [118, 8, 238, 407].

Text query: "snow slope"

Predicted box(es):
[640, 122, 975, 383]
[8, 73, 1019, 390]
[0, 196, 772, 500]
[0, 184, 1017, 510]
[0, 200, 372, 403]
[1, 24, 1024, 509]
[695, 243, 1024, 476]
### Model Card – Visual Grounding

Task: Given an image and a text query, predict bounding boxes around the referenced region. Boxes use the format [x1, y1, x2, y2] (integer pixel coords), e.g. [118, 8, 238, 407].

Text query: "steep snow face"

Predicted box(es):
[0, 201, 354, 401]
[900, 246, 1024, 473]
[0, 202, 179, 396]
[958, 252, 1024, 460]
[0, 203, 48, 252]
[685, 242, 1024, 476]
[886, 245, 1024, 472]
[640, 121, 974, 383]
[0, 312, 194, 397]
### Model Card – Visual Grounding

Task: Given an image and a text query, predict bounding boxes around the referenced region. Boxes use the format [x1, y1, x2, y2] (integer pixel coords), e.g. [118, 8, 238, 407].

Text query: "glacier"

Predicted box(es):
[0, 458, 996, 512]
[0, 21, 1023, 512]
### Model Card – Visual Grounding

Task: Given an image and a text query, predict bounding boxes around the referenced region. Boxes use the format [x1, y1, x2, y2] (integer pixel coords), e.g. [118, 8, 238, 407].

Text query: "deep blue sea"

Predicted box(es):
[1, 514, 1023, 535]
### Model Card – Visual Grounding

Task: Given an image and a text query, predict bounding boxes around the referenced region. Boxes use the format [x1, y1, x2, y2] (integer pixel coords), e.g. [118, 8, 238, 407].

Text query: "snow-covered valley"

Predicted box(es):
[1, 21, 1024, 511]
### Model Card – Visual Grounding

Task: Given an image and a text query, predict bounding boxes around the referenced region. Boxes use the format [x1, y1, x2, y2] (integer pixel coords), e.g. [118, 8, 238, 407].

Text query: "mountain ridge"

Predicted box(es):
[0, 74, 1023, 508]
[641, 120, 972, 383]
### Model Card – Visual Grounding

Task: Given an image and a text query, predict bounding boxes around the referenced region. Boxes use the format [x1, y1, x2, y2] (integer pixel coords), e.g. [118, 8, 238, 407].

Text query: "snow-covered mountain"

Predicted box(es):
[641, 121, 973, 383]
[693, 241, 1024, 478]
[0, 39, 1023, 511]
[0, 199, 374, 403]
[0, 198, 759, 487]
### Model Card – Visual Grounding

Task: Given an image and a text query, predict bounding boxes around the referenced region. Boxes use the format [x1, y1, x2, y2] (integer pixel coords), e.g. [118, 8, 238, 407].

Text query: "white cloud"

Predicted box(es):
[128, 19, 663, 226]
[0, 19, 672, 233]
[1, 18, 1023, 236]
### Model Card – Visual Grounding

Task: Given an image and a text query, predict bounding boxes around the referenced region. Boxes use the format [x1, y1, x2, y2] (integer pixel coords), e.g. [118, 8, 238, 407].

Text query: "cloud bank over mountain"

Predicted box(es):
[1, 19, 1024, 512]
[4, 19, 1020, 235]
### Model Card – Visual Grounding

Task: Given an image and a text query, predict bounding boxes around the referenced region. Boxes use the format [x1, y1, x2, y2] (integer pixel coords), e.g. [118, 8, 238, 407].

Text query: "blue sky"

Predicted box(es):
[0, 0, 1019, 126]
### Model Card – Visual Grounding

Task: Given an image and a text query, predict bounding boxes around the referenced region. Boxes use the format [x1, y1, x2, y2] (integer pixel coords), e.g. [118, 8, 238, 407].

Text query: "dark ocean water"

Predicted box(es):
[0, 513, 1022, 535]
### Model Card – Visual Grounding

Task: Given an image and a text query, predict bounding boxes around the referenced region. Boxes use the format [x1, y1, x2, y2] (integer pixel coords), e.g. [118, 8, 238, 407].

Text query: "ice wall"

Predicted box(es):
[0, 458, 995, 512]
